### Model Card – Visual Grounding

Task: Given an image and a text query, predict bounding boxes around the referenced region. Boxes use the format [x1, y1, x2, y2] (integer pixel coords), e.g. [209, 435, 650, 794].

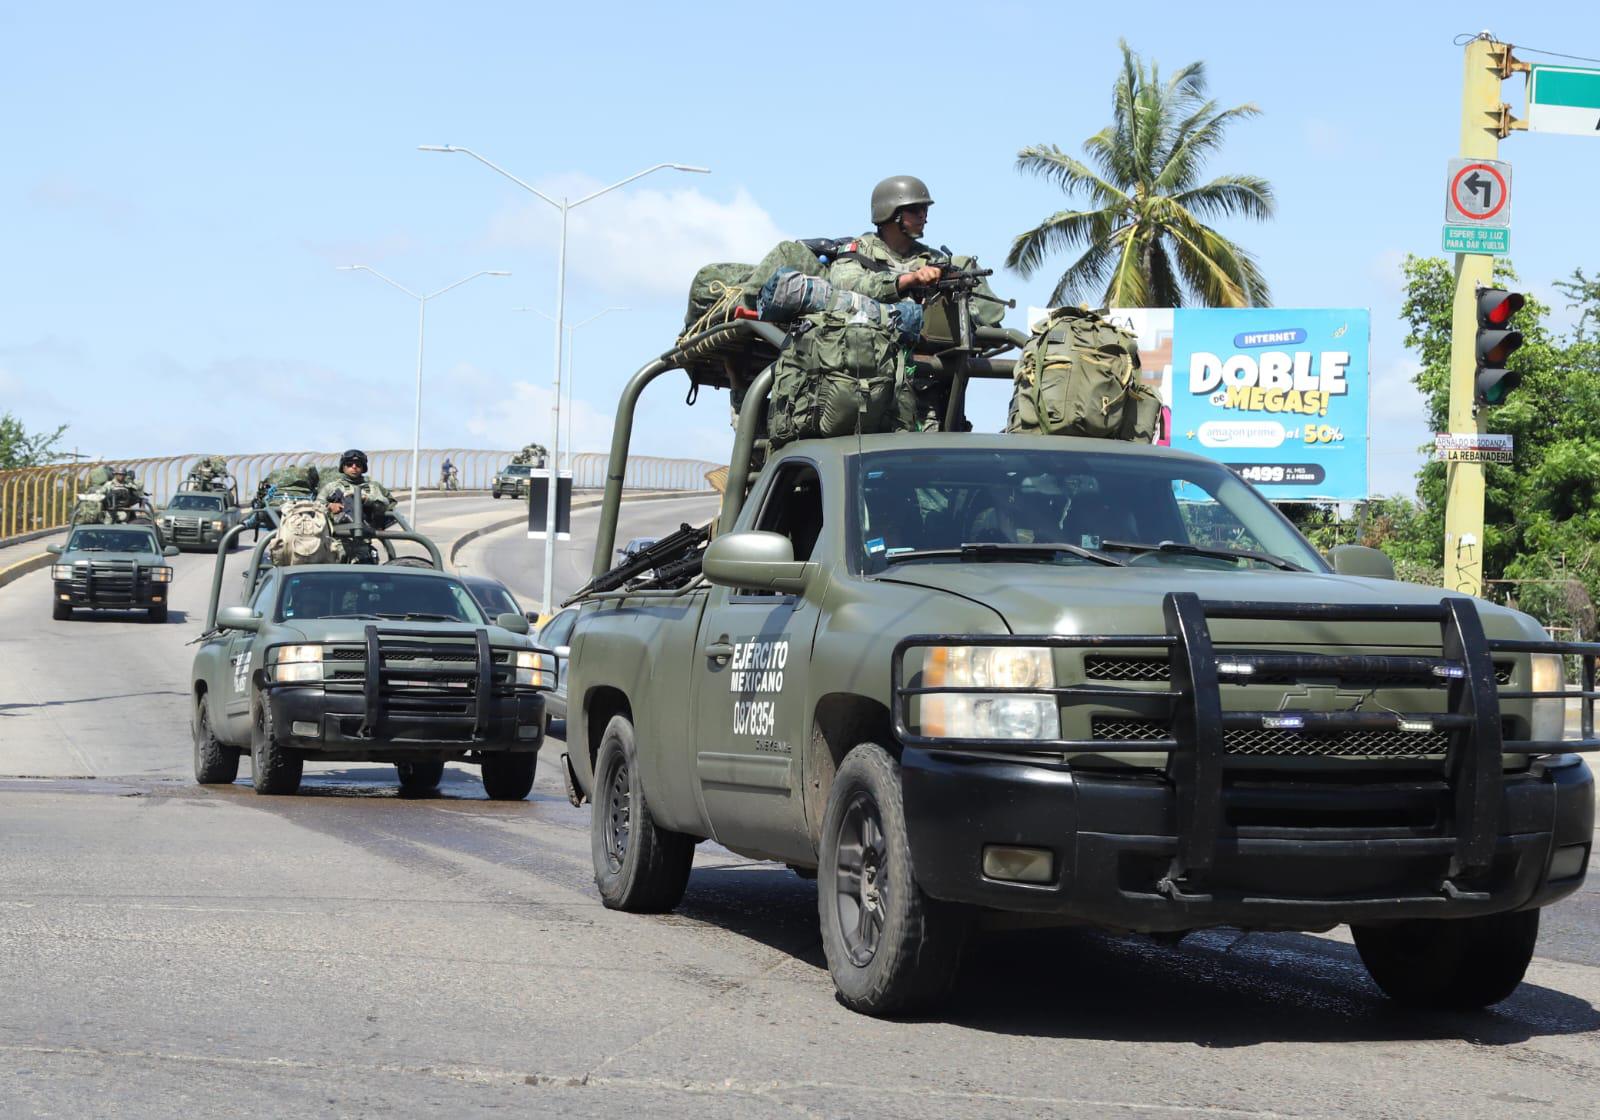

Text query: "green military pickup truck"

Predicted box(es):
[48, 522, 179, 622]
[190, 515, 555, 799]
[561, 316, 1599, 1017]
[492, 463, 536, 500]
[158, 491, 242, 551]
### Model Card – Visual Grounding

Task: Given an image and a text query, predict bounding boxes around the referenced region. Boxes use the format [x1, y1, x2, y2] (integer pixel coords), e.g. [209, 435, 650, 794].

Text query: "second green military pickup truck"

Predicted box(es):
[561, 316, 1599, 1018]
[191, 516, 555, 799]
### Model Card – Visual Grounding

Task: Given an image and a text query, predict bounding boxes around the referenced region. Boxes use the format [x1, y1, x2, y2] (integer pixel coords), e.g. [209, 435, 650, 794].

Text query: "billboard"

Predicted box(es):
[1098, 307, 1369, 501]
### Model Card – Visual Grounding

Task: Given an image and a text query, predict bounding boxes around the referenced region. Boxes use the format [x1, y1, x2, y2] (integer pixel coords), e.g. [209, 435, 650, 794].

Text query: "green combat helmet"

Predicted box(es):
[870, 175, 934, 224]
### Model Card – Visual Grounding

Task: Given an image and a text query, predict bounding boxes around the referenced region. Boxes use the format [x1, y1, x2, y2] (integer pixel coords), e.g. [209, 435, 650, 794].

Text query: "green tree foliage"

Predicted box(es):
[0, 412, 68, 471]
[1007, 40, 1274, 308]
[1397, 256, 1600, 634]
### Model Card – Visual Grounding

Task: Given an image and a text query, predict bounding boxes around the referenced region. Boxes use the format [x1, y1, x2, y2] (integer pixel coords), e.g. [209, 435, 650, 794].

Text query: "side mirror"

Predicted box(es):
[1328, 544, 1396, 581]
[702, 531, 812, 593]
[496, 612, 531, 635]
[163, 544, 180, 557]
[46, 543, 62, 555]
[217, 605, 262, 631]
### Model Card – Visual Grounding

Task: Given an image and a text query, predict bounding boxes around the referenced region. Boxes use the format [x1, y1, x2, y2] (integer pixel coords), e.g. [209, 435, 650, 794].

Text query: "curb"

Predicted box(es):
[0, 552, 53, 591]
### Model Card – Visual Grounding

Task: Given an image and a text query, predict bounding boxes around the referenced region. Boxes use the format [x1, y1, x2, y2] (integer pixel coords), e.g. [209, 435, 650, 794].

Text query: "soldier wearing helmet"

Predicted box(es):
[318, 448, 397, 526]
[827, 176, 1006, 431]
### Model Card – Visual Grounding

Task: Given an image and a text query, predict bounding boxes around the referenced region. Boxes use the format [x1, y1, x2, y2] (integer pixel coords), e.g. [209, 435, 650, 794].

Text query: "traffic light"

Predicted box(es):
[1475, 287, 1526, 405]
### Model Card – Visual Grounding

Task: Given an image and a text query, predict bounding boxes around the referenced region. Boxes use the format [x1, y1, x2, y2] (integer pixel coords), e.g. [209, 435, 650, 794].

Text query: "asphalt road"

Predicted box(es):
[3, 493, 1599, 1118]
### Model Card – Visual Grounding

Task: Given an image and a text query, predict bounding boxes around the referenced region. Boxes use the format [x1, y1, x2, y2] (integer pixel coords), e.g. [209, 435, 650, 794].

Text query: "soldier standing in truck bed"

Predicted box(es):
[827, 176, 1006, 432]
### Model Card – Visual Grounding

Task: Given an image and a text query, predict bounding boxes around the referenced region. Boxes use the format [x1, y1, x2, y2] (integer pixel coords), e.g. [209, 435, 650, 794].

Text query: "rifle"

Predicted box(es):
[565, 521, 711, 605]
[911, 266, 1017, 354]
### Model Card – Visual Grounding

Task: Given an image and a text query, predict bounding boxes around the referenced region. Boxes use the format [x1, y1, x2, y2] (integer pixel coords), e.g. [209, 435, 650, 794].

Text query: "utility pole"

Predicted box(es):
[1443, 35, 1524, 596]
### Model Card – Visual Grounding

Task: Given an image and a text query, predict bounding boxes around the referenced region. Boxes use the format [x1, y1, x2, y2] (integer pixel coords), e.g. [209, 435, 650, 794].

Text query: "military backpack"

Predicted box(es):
[1005, 307, 1161, 442]
[268, 500, 345, 567]
[767, 305, 908, 448]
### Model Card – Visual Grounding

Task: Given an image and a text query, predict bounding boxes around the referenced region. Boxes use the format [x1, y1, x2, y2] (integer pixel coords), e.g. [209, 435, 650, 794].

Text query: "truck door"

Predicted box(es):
[691, 460, 826, 863]
[222, 572, 275, 740]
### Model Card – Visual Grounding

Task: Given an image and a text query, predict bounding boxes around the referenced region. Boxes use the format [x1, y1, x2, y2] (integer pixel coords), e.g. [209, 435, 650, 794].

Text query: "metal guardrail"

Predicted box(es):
[0, 449, 724, 546]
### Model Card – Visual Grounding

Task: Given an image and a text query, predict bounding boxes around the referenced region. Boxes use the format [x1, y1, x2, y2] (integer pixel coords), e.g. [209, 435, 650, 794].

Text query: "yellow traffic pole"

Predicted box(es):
[1443, 35, 1514, 597]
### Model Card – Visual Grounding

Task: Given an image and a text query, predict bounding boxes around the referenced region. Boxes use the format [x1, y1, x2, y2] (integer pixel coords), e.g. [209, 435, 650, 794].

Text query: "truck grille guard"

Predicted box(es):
[359, 625, 496, 741]
[891, 592, 1600, 896]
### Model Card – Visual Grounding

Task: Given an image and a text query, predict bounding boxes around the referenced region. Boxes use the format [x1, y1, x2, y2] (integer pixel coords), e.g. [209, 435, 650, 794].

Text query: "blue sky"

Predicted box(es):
[2, 1, 1595, 496]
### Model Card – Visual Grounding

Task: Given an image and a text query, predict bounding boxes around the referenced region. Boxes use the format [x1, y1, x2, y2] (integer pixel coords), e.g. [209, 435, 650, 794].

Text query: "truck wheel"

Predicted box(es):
[480, 753, 536, 801]
[492, 489, 502, 500]
[249, 692, 303, 795]
[591, 715, 694, 912]
[1352, 909, 1540, 1010]
[192, 693, 240, 785]
[819, 743, 969, 1017]
[396, 760, 445, 796]
[147, 603, 168, 623]
[52, 601, 72, 621]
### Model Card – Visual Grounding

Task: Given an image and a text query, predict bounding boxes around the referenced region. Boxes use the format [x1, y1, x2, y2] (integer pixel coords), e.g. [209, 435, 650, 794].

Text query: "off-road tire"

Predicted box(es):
[249, 691, 303, 795]
[480, 753, 537, 801]
[396, 760, 445, 796]
[819, 743, 969, 1017]
[192, 692, 240, 785]
[52, 601, 72, 621]
[1353, 908, 1540, 1010]
[491, 489, 502, 500]
[147, 603, 168, 623]
[591, 715, 695, 912]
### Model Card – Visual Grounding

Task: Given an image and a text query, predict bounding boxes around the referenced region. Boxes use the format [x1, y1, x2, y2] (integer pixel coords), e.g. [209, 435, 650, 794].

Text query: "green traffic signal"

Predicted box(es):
[1475, 288, 1526, 405]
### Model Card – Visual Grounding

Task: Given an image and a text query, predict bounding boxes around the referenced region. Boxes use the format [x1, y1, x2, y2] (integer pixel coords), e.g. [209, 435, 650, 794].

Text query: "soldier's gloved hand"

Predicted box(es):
[897, 265, 944, 292]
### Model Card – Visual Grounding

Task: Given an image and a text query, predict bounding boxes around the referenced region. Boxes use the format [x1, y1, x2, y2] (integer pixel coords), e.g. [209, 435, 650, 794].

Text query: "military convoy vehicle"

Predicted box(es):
[491, 462, 536, 500]
[561, 314, 1599, 1017]
[158, 491, 242, 551]
[48, 522, 179, 622]
[189, 509, 556, 798]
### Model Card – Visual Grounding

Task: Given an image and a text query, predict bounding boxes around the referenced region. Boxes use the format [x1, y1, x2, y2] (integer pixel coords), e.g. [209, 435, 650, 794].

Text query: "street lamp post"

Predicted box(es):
[337, 265, 509, 525]
[514, 305, 629, 473]
[420, 144, 707, 611]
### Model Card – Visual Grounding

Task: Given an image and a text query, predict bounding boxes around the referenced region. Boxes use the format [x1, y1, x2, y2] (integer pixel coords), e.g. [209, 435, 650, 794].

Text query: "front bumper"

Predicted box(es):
[903, 748, 1593, 931]
[266, 683, 544, 760]
[53, 577, 165, 609]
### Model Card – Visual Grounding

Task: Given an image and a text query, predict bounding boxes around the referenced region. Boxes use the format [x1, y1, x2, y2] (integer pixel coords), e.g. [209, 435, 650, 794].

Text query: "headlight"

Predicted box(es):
[918, 645, 1059, 741]
[514, 649, 555, 689]
[51, 564, 73, 580]
[151, 567, 173, 583]
[1531, 653, 1566, 743]
[271, 644, 323, 683]
[212, 520, 225, 530]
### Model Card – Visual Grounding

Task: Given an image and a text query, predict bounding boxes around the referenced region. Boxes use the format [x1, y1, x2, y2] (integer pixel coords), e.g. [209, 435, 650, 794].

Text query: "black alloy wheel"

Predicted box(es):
[834, 791, 889, 966]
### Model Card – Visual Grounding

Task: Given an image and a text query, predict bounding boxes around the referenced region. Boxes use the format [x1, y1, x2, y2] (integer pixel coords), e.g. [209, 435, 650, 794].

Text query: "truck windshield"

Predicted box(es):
[66, 529, 158, 553]
[276, 571, 488, 624]
[502, 465, 532, 476]
[167, 495, 225, 511]
[854, 447, 1326, 575]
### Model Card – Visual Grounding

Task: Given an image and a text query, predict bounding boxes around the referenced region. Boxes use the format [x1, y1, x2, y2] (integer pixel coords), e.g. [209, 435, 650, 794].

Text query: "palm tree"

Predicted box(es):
[1007, 41, 1274, 308]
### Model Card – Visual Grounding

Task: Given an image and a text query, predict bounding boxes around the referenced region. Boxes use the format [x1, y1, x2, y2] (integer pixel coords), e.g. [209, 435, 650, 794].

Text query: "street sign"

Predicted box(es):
[1445, 157, 1511, 226]
[1443, 225, 1509, 255]
[1527, 64, 1600, 136]
[1434, 432, 1513, 463]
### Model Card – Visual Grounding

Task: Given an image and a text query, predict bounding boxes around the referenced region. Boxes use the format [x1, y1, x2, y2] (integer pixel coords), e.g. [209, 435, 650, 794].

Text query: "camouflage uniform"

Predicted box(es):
[827, 234, 1005, 432]
[318, 473, 397, 525]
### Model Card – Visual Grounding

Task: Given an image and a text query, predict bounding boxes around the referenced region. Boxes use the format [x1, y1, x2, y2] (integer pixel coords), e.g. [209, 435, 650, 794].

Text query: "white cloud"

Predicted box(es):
[485, 180, 787, 297]
[28, 177, 137, 229]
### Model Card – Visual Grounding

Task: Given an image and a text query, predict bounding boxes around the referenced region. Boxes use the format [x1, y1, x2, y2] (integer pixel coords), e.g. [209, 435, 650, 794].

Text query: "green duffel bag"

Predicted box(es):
[681, 261, 754, 339]
[1006, 306, 1158, 441]
[768, 306, 907, 448]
